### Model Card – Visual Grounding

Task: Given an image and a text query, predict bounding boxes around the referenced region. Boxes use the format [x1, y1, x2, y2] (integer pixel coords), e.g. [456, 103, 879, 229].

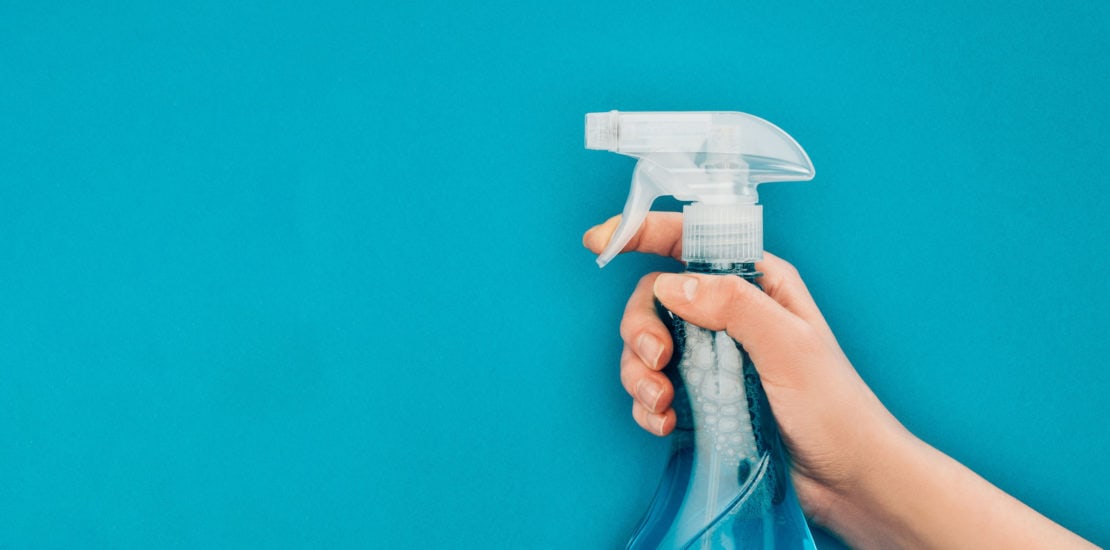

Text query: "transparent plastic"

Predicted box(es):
[584, 111, 813, 267]
[586, 111, 817, 548]
[625, 263, 815, 550]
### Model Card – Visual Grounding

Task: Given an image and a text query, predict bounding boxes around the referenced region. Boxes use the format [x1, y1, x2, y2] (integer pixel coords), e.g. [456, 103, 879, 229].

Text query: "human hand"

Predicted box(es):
[583, 212, 1095, 549]
[582, 212, 905, 530]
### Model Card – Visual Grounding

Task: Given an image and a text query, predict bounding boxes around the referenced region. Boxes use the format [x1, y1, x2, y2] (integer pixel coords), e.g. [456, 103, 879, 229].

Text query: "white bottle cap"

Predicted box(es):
[682, 203, 763, 263]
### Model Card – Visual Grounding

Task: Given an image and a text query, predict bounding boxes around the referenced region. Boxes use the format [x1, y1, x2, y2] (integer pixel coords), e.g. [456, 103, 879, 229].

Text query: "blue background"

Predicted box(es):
[2, 1, 1107, 548]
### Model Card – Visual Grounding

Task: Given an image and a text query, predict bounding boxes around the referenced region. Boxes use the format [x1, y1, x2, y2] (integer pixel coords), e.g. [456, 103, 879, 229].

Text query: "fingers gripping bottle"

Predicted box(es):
[586, 111, 817, 549]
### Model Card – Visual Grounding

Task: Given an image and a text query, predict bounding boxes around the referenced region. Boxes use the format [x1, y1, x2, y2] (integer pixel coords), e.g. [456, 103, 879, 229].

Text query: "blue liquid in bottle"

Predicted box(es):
[627, 262, 815, 550]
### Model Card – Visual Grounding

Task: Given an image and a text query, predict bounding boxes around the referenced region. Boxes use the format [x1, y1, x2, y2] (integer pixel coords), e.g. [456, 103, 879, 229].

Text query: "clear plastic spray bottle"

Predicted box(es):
[586, 111, 817, 549]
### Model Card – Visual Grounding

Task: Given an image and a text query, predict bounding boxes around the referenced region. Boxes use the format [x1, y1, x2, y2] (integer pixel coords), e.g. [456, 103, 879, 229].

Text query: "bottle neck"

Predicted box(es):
[686, 261, 761, 281]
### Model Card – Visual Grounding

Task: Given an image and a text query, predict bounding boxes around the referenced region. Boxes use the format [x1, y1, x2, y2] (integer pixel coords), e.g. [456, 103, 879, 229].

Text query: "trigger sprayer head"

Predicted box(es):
[585, 111, 814, 267]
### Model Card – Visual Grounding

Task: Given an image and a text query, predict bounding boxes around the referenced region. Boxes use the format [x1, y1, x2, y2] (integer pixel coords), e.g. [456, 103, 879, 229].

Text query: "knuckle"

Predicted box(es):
[631, 401, 648, 425]
[618, 321, 637, 344]
[619, 349, 638, 385]
[790, 321, 823, 354]
[619, 320, 651, 347]
[779, 258, 801, 279]
[619, 370, 637, 398]
[619, 305, 646, 341]
[620, 275, 666, 344]
[640, 271, 663, 287]
[720, 275, 753, 310]
[765, 257, 801, 289]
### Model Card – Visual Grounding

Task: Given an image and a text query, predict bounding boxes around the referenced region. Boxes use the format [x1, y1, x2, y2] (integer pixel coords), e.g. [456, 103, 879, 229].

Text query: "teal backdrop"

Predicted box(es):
[2, 1, 1108, 548]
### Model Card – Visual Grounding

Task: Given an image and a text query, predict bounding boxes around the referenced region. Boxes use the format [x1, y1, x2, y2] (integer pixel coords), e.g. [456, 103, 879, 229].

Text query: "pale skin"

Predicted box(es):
[584, 213, 1095, 549]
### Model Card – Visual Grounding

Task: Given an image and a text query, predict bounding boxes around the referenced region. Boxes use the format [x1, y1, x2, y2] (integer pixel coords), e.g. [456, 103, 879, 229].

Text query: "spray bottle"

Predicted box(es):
[586, 111, 816, 549]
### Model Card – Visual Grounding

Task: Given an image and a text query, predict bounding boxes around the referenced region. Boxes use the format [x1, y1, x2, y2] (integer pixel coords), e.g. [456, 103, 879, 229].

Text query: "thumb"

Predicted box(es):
[653, 272, 820, 389]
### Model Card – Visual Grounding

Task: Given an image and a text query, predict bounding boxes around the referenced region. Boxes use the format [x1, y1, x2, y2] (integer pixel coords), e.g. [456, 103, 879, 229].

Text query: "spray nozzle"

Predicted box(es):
[586, 111, 814, 267]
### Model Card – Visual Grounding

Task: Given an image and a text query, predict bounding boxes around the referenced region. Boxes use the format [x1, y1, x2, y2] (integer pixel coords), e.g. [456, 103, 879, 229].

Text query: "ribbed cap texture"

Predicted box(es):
[682, 203, 763, 263]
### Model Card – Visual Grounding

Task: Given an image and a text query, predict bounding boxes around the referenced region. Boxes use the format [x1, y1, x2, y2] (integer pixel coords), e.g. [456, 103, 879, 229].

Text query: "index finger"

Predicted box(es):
[585, 213, 833, 338]
[582, 212, 684, 260]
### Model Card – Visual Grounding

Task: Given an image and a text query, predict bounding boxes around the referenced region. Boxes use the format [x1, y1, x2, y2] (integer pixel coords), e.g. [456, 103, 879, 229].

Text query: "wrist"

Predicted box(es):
[813, 424, 1096, 549]
[805, 421, 929, 549]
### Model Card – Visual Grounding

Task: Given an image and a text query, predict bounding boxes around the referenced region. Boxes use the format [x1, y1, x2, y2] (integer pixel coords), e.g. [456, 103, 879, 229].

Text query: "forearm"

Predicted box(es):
[823, 429, 1095, 549]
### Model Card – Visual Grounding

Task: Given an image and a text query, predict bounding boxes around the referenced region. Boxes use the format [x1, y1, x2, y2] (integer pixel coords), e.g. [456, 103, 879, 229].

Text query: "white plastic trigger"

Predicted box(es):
[596, 163, 664, 267]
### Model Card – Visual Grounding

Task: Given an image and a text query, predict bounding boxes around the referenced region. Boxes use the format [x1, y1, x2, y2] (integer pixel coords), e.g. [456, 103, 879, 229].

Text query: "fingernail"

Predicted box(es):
[656, 274, 698, 303]
[636, 334, 664, 369]
[653, 414, 668, 435]
[636, 379, 663, 412]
